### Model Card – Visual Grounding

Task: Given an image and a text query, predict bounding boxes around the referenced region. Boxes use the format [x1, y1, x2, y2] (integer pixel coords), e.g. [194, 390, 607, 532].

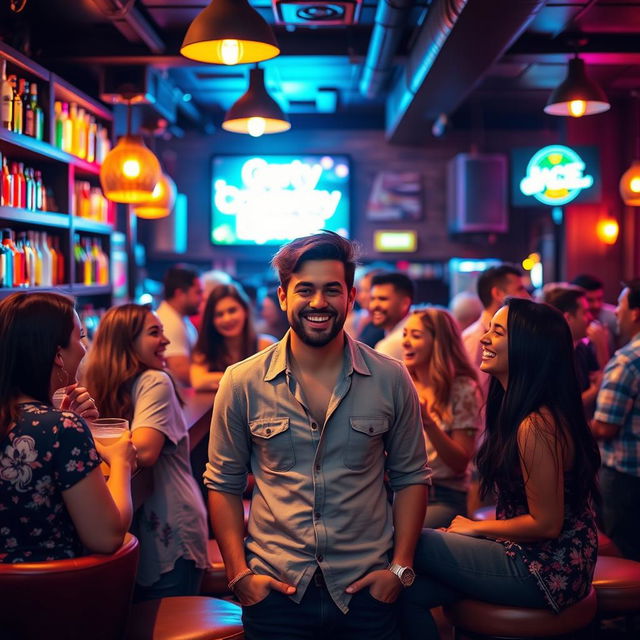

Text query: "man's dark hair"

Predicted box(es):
[544, 285, 586, 316]
[271, 231, 358, 292]
[477, 264, 522, 309]
[570, 274, 603, 292]
[622, 278, 640, 310]
[163, 264, 200, 300]
[370, 272, 415, 302]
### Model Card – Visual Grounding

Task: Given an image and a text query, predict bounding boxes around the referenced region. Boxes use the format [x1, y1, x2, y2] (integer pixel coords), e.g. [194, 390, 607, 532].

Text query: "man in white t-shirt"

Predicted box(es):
[370, 272, 414, 360]
[156, 264, 204, 386]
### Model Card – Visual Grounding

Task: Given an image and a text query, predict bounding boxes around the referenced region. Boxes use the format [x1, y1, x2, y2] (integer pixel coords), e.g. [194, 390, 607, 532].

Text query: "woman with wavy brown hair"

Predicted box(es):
[402, 307, 482, 528]
[84, 303, 208, 600]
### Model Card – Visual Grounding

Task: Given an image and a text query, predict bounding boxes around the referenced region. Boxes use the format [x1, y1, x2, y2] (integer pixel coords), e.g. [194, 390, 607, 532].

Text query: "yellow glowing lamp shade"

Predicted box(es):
[133, 173, 177, 219]
[222, 67, 290, 135]
[100, 135, 161, 203]
[180, 0, 279, 64]
[619, 160, 640, 205]
[544, 57, 610, 117]
[596, 219, 619, 245]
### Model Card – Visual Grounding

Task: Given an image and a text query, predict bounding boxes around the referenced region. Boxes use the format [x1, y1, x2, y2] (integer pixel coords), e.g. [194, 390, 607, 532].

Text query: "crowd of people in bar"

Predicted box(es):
[1, 230, 639, 639]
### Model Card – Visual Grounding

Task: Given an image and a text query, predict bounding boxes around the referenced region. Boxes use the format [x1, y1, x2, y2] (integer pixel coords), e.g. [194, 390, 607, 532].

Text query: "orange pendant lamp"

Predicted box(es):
[619, 92, 640, 206]
[133, 172, 177, 219]
[222, 66, 290, 136]
[100, 102, 161, 203]
[181, 0, 279, 65]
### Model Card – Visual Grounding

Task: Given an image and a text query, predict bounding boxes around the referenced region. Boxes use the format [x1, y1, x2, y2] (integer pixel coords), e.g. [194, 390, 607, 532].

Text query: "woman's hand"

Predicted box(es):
[61, 383, 99, 421]
[96, 431, 137, 472]
[419, 397, 439, 432]
[445, 515, 481, 537]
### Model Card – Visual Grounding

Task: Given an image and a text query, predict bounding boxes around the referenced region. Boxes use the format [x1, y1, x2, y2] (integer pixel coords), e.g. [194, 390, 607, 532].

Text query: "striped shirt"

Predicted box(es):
[594, 333, 640, 477]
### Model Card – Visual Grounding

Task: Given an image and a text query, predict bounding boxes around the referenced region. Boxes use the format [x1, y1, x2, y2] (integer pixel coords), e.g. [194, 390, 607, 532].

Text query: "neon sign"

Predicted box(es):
[519, 145, 594, 206]
[212, 155, 350, 246]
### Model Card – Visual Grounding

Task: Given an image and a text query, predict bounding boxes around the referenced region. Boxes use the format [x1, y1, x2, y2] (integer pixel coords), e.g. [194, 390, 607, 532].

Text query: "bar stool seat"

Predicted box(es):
[201, 538, 228, 595]
[443, 587, 596, 639]
[128, 596, 243, 640]
[592, 556, 640, 615]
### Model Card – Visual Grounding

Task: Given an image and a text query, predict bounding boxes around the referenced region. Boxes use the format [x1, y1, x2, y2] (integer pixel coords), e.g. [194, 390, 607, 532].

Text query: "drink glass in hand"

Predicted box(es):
[89, 418, 129, 446]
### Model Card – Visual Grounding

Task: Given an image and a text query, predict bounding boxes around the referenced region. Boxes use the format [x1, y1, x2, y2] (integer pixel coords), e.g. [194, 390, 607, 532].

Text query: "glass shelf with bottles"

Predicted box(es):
[73, 233, 110, 288]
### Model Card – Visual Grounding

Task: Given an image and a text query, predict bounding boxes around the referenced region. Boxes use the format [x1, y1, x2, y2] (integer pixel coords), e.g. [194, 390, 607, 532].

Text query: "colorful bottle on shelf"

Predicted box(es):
[29, 83, 44, 140]
[1, 229, 15, 288]
[23, 79, 34, 137]
[1, 59, 13, 131]
[1, 156, 12, 207]
[62, 103, 72, 153]
[9, 75, 21, 134]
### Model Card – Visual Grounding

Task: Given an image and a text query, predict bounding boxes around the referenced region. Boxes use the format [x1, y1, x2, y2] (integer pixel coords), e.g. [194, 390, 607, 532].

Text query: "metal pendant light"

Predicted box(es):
[544, 55, 610, 118]
[133, 172, 177, 219]
[222, 66, 290, 136]
[181, 0, 280, 65]
[100, 102, 161, 203]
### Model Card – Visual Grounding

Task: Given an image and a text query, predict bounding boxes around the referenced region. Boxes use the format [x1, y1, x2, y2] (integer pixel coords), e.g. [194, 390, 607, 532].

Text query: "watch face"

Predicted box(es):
[400, 567, 416, 586]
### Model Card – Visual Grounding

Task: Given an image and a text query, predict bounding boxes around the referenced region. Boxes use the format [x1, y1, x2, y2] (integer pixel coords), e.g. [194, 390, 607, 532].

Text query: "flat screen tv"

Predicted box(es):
[211, 154, 351, 246]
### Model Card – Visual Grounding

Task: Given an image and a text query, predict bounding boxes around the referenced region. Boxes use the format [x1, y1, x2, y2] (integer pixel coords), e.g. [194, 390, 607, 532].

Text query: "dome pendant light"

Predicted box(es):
[100, 102, 161, 203]
[222, 66, 290, 136]
[180, 0, 280, 65]
[619, 92, 640, 205]
[133, 172, 177, 219]
[544, 54, 610, 117]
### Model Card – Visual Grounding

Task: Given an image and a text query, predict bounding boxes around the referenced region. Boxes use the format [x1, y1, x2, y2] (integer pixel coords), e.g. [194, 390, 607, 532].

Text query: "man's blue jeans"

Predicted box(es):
[241, 571, 400, 640]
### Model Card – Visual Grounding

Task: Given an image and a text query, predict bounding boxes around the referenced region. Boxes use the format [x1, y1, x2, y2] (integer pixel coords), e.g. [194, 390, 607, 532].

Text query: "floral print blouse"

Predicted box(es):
[496, 472, 597, 613]
[0, 402, 100, 563]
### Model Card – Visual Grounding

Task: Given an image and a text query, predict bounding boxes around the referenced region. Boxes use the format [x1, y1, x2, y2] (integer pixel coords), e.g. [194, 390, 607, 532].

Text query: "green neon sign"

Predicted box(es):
[519, 145, 594, 206]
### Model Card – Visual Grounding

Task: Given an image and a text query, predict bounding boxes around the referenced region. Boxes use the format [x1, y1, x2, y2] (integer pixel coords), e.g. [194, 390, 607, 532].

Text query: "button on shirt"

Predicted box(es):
[204, 331, 431, 613]
[594, 333, 640, 477]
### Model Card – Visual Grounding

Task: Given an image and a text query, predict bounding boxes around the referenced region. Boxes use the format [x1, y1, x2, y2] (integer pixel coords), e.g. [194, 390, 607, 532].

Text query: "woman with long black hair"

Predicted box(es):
[401, 298, 601, 639]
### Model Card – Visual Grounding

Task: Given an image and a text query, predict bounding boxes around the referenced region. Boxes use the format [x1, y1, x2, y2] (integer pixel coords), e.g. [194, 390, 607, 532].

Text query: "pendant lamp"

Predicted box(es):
[544, 54, 610, 118]
[100, 102, 161, 203]
[133, 172, 177, 219]
[222, 66, 290, 136]
[181, 0, 279, 65]
[619, 94, 640, 205]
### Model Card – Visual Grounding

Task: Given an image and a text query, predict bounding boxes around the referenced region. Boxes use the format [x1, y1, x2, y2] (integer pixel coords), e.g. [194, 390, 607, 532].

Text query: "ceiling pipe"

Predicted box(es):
[359, 0, 415, 99]
[385, 0, 546, 144]
[90, 0, 165, 54]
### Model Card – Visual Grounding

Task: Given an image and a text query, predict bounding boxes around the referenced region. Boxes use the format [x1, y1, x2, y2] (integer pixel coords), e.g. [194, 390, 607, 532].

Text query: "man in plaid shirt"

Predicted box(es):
[592, 279, 640, 561]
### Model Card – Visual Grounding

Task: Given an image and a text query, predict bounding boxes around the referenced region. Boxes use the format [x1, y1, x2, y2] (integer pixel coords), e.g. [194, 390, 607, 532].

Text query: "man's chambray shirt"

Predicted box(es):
[594, 333, 640, 477]
[204, 330, 431, 613]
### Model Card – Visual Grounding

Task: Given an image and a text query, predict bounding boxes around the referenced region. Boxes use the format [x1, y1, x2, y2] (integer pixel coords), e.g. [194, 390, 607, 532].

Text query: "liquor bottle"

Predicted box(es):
[23, 80, 34, 137]
[1, 59, 13, 130]
[73, 234, 84, 284]
[76, 107, 87, 159]
[29, 231, 42, 286]
[82, 237, 93, 285]
[0, 151, 3, 206]
[18, 231, 35, 287]
[96, 238, 109, 284]
[0, 238, 8, 287]
[48, 234, 58, 285]
[87, 116, 96, 163]
[54, 101, 63, 148]
[69, 102, 78, 155]
[30, 83, 44, 140]
[1, 229, 15, 287]
[1, 156, 12, 207]
[24, 167, 33, 210]
[9, 75, 22, 134]
[8, 228, 25, 287]
[39, 231, 52, 286]
[11, 162, 24, 208]
[62, 103, 73, 153]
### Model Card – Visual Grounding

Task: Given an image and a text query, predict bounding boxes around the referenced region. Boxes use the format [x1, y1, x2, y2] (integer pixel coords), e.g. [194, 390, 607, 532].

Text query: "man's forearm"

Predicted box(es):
[391, 484, 428, 566]
[208, 490, 249, 579]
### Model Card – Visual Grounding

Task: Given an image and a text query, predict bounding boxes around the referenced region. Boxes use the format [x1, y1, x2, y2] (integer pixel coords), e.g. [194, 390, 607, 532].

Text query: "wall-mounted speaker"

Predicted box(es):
[447, 153, 508, 234]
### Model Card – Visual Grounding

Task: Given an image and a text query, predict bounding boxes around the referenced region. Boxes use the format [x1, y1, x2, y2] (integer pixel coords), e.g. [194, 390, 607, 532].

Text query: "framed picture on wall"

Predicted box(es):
[366, 171, 423, 221]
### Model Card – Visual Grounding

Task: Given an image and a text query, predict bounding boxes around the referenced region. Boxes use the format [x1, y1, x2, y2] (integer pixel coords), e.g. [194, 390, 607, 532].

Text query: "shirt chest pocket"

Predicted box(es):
[249, 418, 295, 472]
[344, 417, 389, 470]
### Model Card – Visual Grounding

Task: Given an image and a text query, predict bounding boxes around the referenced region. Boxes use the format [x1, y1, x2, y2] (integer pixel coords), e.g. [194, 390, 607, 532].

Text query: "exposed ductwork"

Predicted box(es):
[359, 0, 415, 99]
[382, 0, 547, 145]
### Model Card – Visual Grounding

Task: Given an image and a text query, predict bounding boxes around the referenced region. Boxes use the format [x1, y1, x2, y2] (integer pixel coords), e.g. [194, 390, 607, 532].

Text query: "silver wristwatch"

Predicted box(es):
[387, 563, 416, 587]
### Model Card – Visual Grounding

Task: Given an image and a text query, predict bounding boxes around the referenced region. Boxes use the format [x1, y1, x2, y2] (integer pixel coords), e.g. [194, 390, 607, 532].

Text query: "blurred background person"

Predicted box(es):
[84, 304, 208, 600]
[258, 287, 289, 342]
[344, 266, 385, 346]
[0, 292, 134, 563]
[449, 291, 483, 332]
[191, 284, 275, 392]
[192, 269, 233, 331]
[402, 308, 482, 528]
[156, 264, 204, 387]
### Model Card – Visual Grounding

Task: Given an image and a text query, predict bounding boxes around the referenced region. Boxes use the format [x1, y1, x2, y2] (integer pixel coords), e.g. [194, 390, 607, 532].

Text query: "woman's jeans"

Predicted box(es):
[134, 557, 204, 602]
[400, 529, 546, 640]
[424, 484, 468, 529]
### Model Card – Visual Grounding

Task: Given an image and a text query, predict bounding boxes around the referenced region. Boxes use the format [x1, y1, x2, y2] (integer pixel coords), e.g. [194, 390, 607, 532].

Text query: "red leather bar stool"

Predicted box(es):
[443, 587, 597, 640]
[128, 597, 243, 640]
[592, 555, 640, 635]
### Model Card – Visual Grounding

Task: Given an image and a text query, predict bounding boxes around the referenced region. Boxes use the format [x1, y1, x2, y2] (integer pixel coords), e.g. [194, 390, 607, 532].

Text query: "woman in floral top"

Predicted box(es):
[401, 298, 601, 640]
[401, 308, 482, 528]
[84, 304, 208, 600]
[0, 292, 135, 563]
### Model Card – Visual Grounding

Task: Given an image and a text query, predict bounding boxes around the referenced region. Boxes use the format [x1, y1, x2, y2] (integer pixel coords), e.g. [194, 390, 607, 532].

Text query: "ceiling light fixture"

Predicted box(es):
[222, 66, 290, 136]
[544, 54, 610, 118]
[180, 0, 280, 65]
[619, 92, 640, 205]
[100, 101, 161, 203]
[133, 172, 177, 219]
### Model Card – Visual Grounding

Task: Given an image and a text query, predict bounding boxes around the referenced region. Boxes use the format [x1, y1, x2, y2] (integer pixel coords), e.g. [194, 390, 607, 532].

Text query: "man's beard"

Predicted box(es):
[290, 308, 344, 347]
